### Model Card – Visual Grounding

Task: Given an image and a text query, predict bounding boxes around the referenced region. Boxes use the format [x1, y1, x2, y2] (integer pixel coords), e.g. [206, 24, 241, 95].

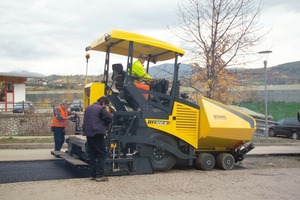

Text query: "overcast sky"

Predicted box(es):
[0, 0, 299, 75]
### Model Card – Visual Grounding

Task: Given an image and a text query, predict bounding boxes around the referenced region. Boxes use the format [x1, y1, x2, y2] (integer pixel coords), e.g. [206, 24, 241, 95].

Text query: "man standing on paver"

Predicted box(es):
[51, 99, 75, 152]
[82, 96, 112, 182]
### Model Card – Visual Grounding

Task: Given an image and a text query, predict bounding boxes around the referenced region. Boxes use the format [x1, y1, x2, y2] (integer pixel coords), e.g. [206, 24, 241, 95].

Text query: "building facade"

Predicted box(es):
[0, 73, 43, 112]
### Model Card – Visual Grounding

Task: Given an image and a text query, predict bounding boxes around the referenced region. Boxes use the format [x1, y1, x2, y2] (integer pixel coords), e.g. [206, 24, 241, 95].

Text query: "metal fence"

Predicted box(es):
[0, 101, 57, 114]
[254, 118, 276, 138]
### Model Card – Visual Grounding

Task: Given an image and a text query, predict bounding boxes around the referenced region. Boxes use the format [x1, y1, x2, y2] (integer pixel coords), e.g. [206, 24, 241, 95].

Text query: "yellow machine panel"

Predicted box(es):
[171, 102, 199, 148]
[146, 96, 255, 152]
[83, 82, 105, 109]
[146, 101, 199, 148]
[89, 29, 185, 61]
[198, 96, 256, 151]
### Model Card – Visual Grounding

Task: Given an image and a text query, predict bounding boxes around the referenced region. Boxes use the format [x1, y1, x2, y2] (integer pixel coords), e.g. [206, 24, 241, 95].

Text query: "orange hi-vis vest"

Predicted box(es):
[51, 105, 68, 128]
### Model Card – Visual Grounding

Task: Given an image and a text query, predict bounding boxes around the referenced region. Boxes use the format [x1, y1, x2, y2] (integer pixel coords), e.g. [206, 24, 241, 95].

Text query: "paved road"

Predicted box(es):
[0, 144, 299, 184]
[0, 160, 89, 184]
[0, 151, 299, 184]
[1, 146, 300, 200]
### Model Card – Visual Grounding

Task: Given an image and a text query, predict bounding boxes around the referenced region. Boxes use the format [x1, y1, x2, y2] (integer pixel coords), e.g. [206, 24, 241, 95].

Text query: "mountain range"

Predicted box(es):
[235, 61, 300, 85]
[9, 70, 45, 77]
[16, 60, 300, 86]
[149, 61, 300, 85]
[149, 63, 193, 79]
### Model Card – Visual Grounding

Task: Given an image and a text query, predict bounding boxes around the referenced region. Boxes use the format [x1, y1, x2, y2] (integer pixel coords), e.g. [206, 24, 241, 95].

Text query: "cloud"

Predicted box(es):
[253, 0, 300, 67]
[0, 0, 180, 75]
[0, 0, 299, 75]
[262, 0, 300, 12]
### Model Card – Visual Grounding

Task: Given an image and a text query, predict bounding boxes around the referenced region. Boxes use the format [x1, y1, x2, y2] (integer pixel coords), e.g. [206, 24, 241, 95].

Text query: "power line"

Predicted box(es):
[0, 0, 66, 26]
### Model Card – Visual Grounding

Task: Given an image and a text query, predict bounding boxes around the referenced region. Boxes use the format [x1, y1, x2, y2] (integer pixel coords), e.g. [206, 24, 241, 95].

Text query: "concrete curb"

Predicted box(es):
[246, 153, 300, 157]
[253, 143, 300, 146]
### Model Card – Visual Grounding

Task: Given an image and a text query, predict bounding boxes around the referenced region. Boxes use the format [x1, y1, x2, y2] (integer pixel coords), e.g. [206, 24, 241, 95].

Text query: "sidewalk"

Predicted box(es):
[0, 145, 300, 162]
[0, 149, 63, 161]
[248, 145, 300, 156]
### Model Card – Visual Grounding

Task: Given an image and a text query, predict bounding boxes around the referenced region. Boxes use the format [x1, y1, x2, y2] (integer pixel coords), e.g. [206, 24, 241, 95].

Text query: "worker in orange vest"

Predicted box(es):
[51, 99, 75, 151]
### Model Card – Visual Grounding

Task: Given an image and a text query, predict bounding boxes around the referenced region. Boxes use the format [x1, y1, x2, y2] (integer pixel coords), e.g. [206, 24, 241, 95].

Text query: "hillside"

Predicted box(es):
[25, 60, 300, 87]
[148, 63, 193, 79]
[237, 61, 300, 85]
[149, 61, 300, 85]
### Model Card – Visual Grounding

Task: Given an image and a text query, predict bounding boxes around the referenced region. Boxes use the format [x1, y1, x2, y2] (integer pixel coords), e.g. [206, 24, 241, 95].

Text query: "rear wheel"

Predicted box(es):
[196, 153, 215, 171]
[139, 132, 177, 172]
[216, 153, 235, 170]
[269, 129, 276, 137]
[291, 132, 298, 140]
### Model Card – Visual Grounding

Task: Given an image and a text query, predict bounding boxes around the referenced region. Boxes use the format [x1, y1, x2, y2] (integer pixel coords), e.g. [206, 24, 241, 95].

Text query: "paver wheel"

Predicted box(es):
[216, 153, 235, 170]
[139, 132, 177, 172]
[196, 153, 215, 171]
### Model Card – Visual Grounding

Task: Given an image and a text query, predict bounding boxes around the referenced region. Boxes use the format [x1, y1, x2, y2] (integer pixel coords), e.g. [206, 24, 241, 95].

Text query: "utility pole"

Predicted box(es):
[258, 50, 272, 139]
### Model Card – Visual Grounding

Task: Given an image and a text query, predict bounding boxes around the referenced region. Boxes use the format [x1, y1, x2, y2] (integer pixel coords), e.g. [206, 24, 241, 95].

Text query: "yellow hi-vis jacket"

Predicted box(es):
[130, 60, 152, 81]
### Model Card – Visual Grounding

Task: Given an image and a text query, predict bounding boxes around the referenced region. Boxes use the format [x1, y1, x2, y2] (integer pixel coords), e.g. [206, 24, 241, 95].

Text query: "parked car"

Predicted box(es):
[268, 117, 300, 140]
[13, 101, 35, 113]
[70, 99, 83, 112]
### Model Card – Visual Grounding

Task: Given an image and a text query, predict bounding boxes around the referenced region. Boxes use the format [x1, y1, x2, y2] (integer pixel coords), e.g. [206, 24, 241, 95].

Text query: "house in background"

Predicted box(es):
[35, 79, 48, 86]
[0, 72, 44, 112]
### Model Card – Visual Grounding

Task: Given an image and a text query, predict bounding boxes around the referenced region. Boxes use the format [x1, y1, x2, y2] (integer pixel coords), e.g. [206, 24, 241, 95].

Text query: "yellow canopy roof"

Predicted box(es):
[88, 29, 185, 62]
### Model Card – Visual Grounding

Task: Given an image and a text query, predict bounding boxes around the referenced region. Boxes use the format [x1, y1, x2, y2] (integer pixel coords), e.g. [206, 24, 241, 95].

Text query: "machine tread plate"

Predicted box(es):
[51, 151, 88, 167]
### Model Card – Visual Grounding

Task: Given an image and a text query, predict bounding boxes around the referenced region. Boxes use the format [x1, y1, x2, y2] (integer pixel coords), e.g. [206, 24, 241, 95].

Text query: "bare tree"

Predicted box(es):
[171, 0, 265, 103]
[0, 81, 5, 102]
[0, 81, 4, 90]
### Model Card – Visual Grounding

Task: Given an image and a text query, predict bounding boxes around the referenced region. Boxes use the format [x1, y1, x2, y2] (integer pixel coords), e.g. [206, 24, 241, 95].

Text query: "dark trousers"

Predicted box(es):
[87, 134, 107, 178]
[51, 127, 65, 151]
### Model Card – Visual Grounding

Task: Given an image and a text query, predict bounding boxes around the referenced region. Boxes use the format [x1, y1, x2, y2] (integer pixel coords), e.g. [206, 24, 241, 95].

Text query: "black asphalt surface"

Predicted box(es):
[0, 160, 90, 184]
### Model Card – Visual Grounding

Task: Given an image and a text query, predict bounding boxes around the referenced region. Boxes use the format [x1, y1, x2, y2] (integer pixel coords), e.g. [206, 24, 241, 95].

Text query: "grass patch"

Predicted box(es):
[0, 137, 53, 144]
[237, 102, 299, 121]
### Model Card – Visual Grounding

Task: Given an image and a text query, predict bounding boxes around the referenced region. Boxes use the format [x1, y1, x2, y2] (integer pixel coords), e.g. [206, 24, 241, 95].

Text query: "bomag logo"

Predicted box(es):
[148, 120, 169, 125]
[213, 115, 227, 120]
